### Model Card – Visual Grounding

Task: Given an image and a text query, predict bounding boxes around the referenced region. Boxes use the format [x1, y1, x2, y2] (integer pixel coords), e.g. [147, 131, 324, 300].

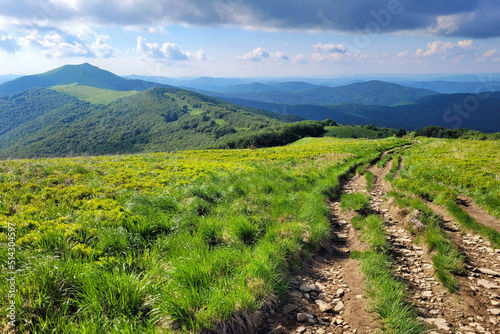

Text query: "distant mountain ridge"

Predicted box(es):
[187, 80, 439, 106]
[221, 93, 500, 132]
[0, 63, 173, 95]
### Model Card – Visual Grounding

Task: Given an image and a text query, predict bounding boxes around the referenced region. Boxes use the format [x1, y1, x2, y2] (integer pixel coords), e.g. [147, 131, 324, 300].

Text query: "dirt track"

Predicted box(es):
[260, 155, 500, 334]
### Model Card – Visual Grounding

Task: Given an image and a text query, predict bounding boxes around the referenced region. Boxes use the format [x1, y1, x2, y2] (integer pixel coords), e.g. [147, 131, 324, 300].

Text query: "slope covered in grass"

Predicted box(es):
[0, 137, 409, 333]
[51, 84, 139, 105]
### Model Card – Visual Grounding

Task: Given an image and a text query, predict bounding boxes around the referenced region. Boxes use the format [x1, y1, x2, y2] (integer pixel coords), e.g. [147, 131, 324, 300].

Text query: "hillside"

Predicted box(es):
[0, 87, 302, 159]
[0, 63, 172, 95]
[2, 138, 500, 333]
[220, 93, 500, 133]
[195, 80, 438, 106]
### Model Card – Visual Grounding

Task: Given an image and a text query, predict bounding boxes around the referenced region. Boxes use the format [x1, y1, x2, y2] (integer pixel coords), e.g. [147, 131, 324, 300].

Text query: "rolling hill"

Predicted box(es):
[220, 93, 500, 132]
[0, 63, 173, 95]
[191, 80, 439, 106]
[0, 86, 303, 159]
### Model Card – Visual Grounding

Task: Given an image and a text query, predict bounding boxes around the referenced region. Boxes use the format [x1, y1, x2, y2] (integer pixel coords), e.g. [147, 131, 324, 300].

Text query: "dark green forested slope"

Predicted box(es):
[196, 80, 438, 106]
[0, 87, 302, 159]
[221, 92, 500, 133]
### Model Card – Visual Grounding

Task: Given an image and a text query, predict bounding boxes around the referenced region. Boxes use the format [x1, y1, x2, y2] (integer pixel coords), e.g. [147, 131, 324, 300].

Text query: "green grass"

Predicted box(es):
[444, 201, 500, 248]
[365, 171, 375, 191]
[0, 137, 411, 332]
[340, 192, 371, 216]
[51, 84, 139, 105]
[351, 214, 426, 334]
[388, 191, 465, 292]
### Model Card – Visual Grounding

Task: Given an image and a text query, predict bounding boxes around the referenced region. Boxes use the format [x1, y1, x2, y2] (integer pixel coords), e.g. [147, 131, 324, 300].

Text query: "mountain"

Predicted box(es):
[0, 63, 173, 95]
[0, 87, 302, 159]
[397, 80, 500, 94]
[0, 74, 21, 84]
[192, 80, 439, 106]
[220, 93, 500, 133]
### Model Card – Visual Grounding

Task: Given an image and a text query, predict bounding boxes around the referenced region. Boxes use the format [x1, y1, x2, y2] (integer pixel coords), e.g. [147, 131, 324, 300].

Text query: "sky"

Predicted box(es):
[0, 0, 499, 78]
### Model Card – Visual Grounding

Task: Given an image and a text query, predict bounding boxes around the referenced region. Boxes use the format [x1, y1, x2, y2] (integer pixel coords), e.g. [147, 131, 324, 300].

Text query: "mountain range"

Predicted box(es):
[0, 63, 499, 158]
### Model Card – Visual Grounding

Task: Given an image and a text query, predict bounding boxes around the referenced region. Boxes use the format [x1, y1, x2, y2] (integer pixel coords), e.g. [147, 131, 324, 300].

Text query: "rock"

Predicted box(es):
[315, 299, 332, 312]
[487, 308, 500, 315]
[300, 284, 318, 292]
[336, 288, 345, 297]
[296, 326, 306, 333]
[267, 325, 286, 334]
[490, 317, 498, 325]
[478, 279, 500, 289]
[422, 291, 433, 298]
[477, 268, 500, 276]
[316, 329, 326, 334]
[334, 301, 345, 312]
[491, 300, 500, 306]
[434, 318, 450, 331]
[290, 291, 304, 299]
[283, 304, 299, 314]
[297, 313, 308, 322]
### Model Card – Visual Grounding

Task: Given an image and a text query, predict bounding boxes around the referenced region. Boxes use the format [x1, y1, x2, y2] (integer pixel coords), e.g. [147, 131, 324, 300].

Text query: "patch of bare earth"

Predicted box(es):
[365, 159, 500, 333]
[456, 195, 500, 233]
[260, 169, 379, 334]
[261, 153, 500, 334]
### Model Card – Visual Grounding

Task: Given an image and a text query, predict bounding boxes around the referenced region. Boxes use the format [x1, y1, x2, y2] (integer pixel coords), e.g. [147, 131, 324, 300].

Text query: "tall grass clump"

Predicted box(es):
[351, 214, 426, 334]
[340, 192, 372, 216]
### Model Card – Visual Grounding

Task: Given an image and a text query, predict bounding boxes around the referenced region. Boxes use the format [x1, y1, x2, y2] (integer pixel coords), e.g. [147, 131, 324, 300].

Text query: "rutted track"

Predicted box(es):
[262, 153, 500, 334]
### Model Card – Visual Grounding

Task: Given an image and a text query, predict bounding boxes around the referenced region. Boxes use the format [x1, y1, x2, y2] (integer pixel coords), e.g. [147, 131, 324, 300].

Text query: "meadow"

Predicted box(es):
[0, 137, 409, 333]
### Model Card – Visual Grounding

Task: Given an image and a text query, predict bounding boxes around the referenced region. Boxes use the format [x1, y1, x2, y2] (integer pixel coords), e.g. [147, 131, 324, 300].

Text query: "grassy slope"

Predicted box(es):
[0, 137, 409, 333]
[51, 85, 139, 105]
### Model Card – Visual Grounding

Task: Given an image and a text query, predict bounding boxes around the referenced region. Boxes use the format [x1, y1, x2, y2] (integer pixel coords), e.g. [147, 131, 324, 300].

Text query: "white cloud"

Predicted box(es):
[458, 39, 474, 50]
[238, 47, 269, 61]
[310, 43, 347, 62]
[90, 35, 116, 58]
[292, 54, 307, 64]
[397, 51, 409, 57]
[186, 49, 208, 61]
[415, 40, 475, 58]
[136, 36, 188, 60]
[477, 49, 499, 62]
[136, 36, 206, 62]
[271, 51, 288, 62]
[0, 31, 18, 53]
[124, 26, 168, 34]
[20, 31, 91, 58]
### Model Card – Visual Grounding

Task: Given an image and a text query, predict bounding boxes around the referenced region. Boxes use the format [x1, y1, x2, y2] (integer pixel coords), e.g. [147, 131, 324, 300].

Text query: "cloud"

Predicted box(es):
[0, 30, 18, 53]
[310, 43, 347, 62]
[20, 31, 92, 58]
[136, 36, 205, 62]
[415, 40, 476, 57]
[478, 49, 499, 61]
[18, 29, 116, 58]
[90, 35, 116, 58]
[238, 47, 269, 61]
[292, 54, 308, 64]
[271, 51, 289, 61]
[397, 51, 409, 57]
[0, 0, 498, 38]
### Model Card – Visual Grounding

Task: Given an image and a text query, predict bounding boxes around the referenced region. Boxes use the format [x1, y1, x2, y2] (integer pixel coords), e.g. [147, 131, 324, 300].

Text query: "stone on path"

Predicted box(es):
[335, 301, 345, 312]
[478, 279, 500, 289]
[315, 299, 333, 312]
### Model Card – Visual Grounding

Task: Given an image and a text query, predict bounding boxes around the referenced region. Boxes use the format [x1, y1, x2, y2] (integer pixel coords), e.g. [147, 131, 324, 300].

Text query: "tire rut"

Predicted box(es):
[259, 166, 379, 334]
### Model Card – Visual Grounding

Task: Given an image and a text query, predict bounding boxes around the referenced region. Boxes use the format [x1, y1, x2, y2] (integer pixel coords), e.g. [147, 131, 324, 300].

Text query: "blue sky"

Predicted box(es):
[0, 0, 499, 77]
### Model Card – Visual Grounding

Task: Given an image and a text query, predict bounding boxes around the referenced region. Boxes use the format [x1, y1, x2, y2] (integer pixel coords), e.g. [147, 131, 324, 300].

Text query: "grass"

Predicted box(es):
[444, 200, 500, 248]
[0, 137, 410, 332]
[351, 213, 426, 334]
[340, 192, 371, 216]
[388, 191, 465, 292]
[365, 171, 375, 191]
